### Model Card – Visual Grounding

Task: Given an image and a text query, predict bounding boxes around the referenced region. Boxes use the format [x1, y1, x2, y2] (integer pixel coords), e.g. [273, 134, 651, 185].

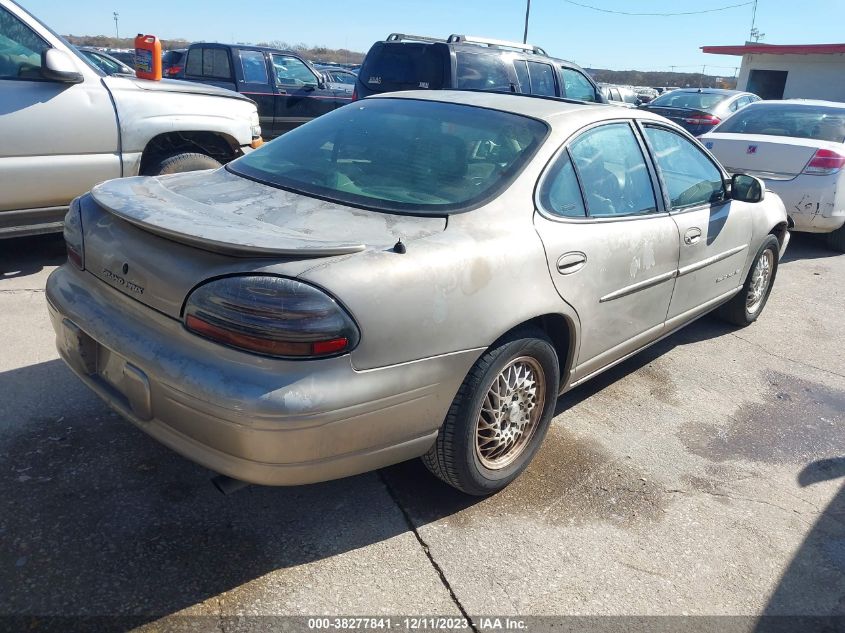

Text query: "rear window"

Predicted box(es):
[228, 98, 548, 215]
[361, 42, 446, 91]
[714, 103, 845, 143]
[650, 91, 730, 111]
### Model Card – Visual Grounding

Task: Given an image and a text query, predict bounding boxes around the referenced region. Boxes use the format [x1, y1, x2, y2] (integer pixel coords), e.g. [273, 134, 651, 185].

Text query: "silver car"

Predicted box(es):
[46, 91, 789, 495]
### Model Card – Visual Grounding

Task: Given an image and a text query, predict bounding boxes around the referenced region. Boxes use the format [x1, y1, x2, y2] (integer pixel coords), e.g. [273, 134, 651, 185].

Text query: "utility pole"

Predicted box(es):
[749, 0, 758, 42]
[523, 0, 531, 44]
[113, 11, 119, 40]
[700, 64, 706, 88]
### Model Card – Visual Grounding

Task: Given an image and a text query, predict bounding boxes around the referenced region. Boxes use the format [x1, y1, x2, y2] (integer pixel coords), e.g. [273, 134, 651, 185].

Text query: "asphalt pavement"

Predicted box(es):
[1, 232, 843, 632]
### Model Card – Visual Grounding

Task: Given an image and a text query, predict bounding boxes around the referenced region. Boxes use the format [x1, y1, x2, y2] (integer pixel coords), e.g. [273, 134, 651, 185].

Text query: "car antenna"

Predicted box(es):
[393, 238, 406, 254]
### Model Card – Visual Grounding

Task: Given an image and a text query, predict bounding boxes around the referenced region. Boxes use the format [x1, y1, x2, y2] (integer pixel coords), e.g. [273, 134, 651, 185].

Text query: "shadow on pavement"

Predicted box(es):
[0, 234, 65, 279]
[779, 232, 840, 264]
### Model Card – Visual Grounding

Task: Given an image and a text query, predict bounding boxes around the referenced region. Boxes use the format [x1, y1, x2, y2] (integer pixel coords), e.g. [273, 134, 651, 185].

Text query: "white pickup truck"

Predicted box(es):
[0, 0, 262, 239]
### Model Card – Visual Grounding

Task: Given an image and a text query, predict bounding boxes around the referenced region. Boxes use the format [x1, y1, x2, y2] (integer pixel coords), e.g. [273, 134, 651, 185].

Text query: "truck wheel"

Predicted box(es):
[826, 225, 845, 252]
[422, 328, 559, 496]
[144, 152, 221, 176]
[716, 235, 779, 327]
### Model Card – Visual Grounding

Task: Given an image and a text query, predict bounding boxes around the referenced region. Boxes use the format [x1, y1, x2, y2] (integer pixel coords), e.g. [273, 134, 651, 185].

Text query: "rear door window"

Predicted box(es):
[539, 151, 586, 217]
[185, 47, 232, 80]
[561, 68, 597, 102]
[455, 51, 512, 92]
[526, 61, 556, 96]
[239, 50, 268, 84]
[513, 59, 530, 93]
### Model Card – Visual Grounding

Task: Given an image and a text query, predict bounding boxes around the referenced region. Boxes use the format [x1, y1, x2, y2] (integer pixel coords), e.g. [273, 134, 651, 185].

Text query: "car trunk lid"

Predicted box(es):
[703, 133, 833, 180]
[82, 168, 446, 317]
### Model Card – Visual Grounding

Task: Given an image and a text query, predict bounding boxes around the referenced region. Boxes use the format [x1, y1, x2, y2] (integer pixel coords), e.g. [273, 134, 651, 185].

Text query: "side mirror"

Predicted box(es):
[41, 48, 83, 83]
[730, 173, 765, 203]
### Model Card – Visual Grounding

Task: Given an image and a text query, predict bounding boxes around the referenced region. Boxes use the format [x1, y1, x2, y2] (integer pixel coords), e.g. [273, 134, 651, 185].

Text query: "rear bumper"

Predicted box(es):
[46, 265, 479, 485]
[763, 175, 845, 233]
[0, 206, 66, 239]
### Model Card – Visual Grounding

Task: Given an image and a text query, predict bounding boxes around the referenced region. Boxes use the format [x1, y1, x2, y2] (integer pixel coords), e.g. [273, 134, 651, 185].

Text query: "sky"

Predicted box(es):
[20, 0, 845, 75]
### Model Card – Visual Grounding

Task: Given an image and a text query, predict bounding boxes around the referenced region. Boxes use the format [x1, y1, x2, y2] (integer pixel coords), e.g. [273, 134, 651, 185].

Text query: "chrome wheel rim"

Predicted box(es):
[475, 356, 546, 470]
[747, 248, 774, 315]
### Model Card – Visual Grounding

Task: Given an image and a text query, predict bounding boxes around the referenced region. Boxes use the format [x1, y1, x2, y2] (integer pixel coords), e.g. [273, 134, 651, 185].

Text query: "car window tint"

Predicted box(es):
[455, 51, 512, 92]
[526, 61, 556, 96]
[713, 103, 845, 143]
[0, 6, 48, 80]
[729, 99, 739, 112]
[272, 54, 317, 86]
[331, 70, 356, 85]
[644, 126, 725, 209]
[513, 59, 530, 93]
[649, 91, 729, 110]
[230, 98, 548, 215]
[561, 68, 596, 102]
[202, 48, 231, 79]
[185, 47, 202, 75]
[569, 123, 656, 217]
[361, 42, 445, 90]
[239, 50, 268, 84]
[539, 150, 586, 217]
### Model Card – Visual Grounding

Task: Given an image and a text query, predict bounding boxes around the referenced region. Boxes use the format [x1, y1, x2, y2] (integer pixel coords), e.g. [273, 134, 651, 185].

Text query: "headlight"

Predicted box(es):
[183, 275, 360, 359]
[63, 197, 84, 270]
[249, 111, 261, 139]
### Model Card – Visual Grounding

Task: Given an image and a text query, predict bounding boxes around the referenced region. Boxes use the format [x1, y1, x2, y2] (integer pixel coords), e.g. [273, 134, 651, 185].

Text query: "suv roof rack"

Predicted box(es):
[386, 33, 448, 44]
[447, 34, 547, 56]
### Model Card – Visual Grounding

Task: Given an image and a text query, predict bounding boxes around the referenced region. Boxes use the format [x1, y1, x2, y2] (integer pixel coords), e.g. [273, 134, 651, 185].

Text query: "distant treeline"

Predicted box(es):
[62, 34, 365, 64]
[588, 69, 737, 90]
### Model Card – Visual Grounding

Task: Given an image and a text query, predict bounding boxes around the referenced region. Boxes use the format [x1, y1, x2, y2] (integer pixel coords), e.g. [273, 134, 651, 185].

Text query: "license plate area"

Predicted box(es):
[60, 319, 153, 421]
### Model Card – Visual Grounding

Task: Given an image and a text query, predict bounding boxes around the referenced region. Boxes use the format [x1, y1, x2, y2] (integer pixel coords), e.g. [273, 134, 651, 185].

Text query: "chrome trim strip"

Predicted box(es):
[677, 244, 747, 277]
[599, 270, 677, 303]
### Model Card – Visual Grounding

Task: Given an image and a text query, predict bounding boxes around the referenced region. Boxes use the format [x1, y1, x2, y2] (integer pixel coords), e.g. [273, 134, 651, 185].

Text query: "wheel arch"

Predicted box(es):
[139, 131, 242, 176]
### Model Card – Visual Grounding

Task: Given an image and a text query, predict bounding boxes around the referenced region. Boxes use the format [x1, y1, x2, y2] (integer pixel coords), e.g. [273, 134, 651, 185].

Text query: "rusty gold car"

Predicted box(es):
[46, 91, 789, 495]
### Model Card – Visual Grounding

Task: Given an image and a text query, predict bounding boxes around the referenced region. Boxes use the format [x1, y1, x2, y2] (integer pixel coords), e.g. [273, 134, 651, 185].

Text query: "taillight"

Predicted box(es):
[63, 198, 84, 270]
[802, 148, 845, 175]
[683, 114, 721, 126]
[183, 275, 360, 359]
[351, 85, 358, 101]
[165, 66, 182, 76]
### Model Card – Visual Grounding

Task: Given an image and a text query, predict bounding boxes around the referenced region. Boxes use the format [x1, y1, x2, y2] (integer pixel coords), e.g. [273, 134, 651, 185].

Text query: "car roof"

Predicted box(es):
[774, 99, 845, 109]
[372, 89, 667, 125]
[671, 88, 746, 95]
[189, 42, 298, 55]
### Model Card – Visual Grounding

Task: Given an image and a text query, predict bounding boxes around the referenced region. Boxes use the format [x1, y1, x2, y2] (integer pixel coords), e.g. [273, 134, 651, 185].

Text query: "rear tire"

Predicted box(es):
[422, 328, 559, 496]
[825, 225, 845, 252]
[144, 152, 222, 176]
[716, 235, 780, 326]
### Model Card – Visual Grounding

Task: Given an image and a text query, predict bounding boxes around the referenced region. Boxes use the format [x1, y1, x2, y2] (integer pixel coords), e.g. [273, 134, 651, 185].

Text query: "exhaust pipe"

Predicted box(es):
[211, 474, 250, 495]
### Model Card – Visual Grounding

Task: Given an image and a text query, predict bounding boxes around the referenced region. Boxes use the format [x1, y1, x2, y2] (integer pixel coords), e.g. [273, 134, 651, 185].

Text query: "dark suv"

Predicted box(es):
[180, 43, 353, 138]
[356, 33, 604, 104]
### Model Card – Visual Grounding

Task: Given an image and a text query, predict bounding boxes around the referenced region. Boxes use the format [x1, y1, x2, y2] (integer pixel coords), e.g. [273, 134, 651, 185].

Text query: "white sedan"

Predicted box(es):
[701, 100, 845, 251]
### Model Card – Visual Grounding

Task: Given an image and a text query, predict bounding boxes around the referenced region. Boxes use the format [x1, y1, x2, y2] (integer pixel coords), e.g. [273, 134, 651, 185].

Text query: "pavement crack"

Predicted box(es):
[378, 471, 478, 632]
[0, 288, 46, 294]
[666, 487, 816, 521]
[729, 332, 845, 380]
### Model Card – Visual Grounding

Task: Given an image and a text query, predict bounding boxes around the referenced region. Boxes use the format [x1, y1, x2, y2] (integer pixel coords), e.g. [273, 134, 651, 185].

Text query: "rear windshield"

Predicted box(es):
[360, 42, 446, 91]
[714, 103, 845, 143]
[650, 91, 730, 111]
[228, 98, 548, 215]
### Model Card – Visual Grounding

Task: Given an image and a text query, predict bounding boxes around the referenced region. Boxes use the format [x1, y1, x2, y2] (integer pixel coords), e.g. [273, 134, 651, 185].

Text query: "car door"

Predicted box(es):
[0, 4, 119, 221]
[533, 122, 680, 382]
[235, 49, 275, 135]
[270, 53, 337, 135]
[640, 123, 752, 326]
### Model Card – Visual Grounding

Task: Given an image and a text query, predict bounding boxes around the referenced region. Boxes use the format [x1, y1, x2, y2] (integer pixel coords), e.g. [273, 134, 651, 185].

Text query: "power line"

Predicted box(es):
[562, 0, 753, 17]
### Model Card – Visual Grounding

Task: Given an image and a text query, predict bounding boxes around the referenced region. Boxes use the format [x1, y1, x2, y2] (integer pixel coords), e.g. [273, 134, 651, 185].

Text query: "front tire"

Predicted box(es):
[716, 235, 780, 326]
[144, 152, 222, 176]
[422, 328, 559, 496]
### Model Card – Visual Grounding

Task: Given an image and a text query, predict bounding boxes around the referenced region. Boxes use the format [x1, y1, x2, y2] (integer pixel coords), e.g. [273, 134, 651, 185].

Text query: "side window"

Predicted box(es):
[272, 54, 318, 86]
[0, 6, 48, 80]
[203, 48, 231, 80]
[643, 126, 725, 209]
[611, 88, 621, 102]
[561, 68, 597, 102]
[455, 52, 512, 92]
[239, 50, 268, 84]
[184, 47, 202, 76]
[539, 150, 586, 217]
[526, 61, 556, 96]
[569, 123, 657, 217]
[513, 59, 530, 93]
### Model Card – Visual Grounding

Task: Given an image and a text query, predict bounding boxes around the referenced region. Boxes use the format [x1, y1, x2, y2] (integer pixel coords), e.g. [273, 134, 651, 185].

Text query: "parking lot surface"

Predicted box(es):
[1, 234, 843, 629]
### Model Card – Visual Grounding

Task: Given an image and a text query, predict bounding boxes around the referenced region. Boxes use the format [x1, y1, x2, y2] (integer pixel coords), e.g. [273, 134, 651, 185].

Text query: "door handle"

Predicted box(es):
[684, 228, 702, 245]
[556, 252, 587, 275]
